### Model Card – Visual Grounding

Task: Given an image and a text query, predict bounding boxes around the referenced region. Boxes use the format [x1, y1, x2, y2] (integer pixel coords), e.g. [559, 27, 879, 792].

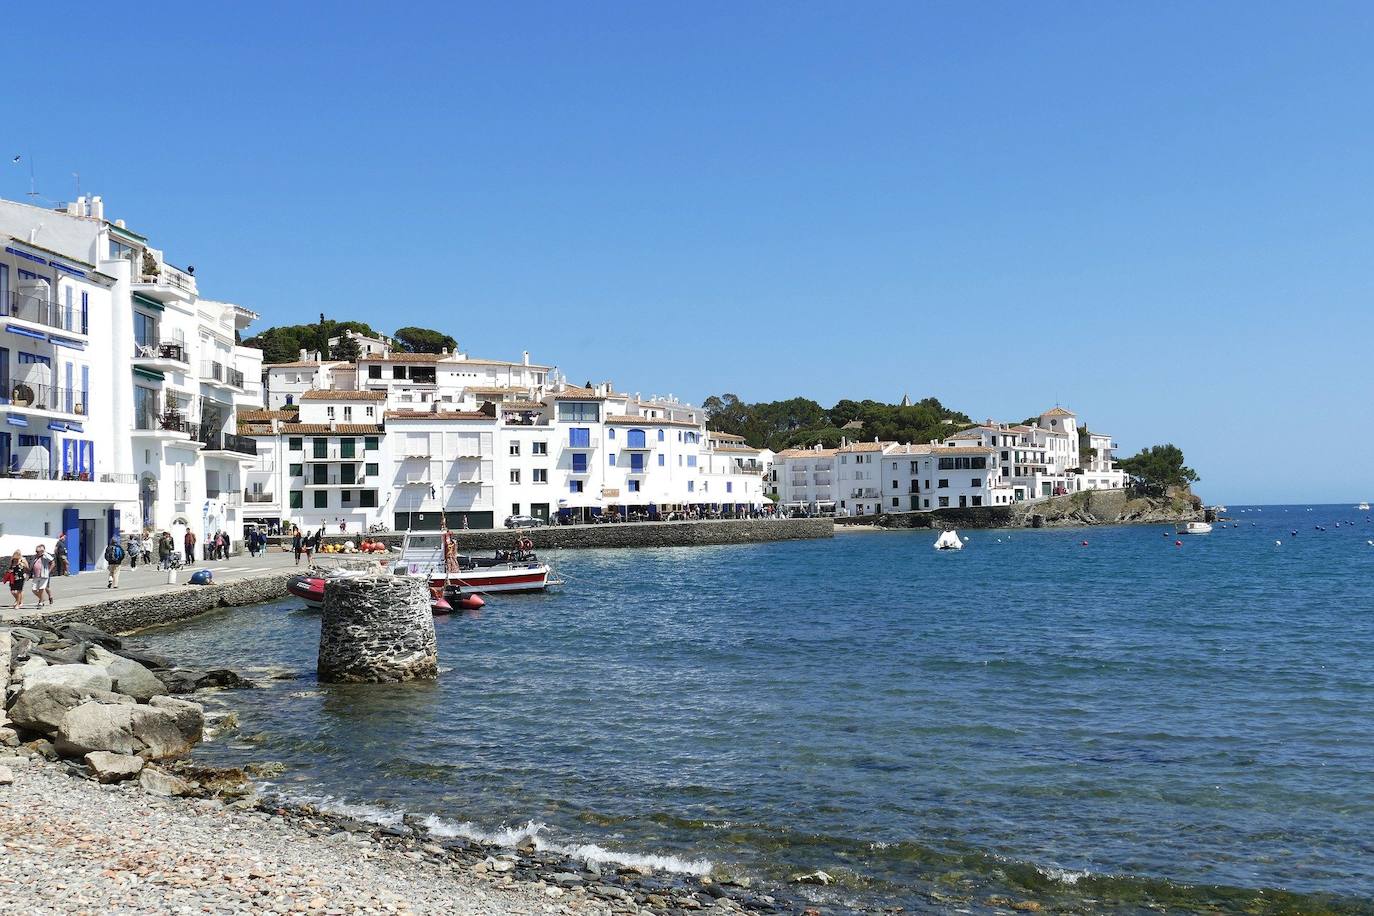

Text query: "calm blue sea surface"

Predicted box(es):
[145, 507, 1374, 913]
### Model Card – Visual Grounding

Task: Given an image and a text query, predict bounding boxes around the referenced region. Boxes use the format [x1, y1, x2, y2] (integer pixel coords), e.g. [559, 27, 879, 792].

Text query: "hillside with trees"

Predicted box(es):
[702, 394, 973, 452]
[242, 316, 457, 363]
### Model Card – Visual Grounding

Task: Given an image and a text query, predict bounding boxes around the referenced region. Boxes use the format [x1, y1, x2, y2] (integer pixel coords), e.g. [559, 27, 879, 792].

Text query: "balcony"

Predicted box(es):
[849, 488, 879, 499]
[626, 464, 649, 475]
[133, 405, 198, 440]
[201, 360, 245, 390]
[306, 474, 367, 487]
[200, 431, 258, 456]
[244, 490, 276, 504]
[3, 290, 88, 339]
[3, 382, 87, 418]
[567, 435, 600, 450]
[132, 337, 189, 370]
[132, 264, 197, 302]
[307, 447, 365, 461]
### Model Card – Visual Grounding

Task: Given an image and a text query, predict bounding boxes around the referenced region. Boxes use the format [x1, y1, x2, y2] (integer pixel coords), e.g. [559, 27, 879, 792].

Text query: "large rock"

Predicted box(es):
[139, 768, 194, 797]
[5, 626, 53, 646]
[84, 751, 143, 783]
[112, 646, 174, 670]
[148, 696, 205, 743]
[85, 646, 167, 701]
[14, 657, 47, 679]
[54, 703, 191, 760]
[30, 643, 89, 665]
[55, 623, 121, 649]
[7, 683, 135, 735]
[155, 668, 255, 694]
[22, 664, 112, 694]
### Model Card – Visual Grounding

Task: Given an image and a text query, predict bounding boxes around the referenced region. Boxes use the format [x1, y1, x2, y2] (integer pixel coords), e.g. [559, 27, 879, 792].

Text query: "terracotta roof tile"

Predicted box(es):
[237, 409, 296, 421]
[774, 448, 838, 459]
[553, 385, 604, 401]
[298, 389, 388, 401]
[1042, 406, 1076, 418]
[359, 352, 444, 363]
[837, 441, 894, 453]
[280, 423, 384, 434]
[384, 410, 493, 421]
[708, 430, 747, 441]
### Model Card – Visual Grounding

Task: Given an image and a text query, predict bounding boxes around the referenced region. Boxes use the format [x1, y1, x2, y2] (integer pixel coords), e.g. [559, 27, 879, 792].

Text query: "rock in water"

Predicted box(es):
[317, 576, 438, 683]
[85, 751, 144, 783]
[8, 684, 135, 735]
[54, 703, 191, 760]
[154, 668, 254, 694]
[55, 623, 122, 649]
[148, 696, 205, 743]
[22, 664, 112, 694]
[139, 768, 194, 797]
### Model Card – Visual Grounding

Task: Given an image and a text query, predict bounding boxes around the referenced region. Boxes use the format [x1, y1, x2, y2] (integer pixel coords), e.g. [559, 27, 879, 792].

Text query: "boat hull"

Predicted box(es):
[426, 564, 551, 593]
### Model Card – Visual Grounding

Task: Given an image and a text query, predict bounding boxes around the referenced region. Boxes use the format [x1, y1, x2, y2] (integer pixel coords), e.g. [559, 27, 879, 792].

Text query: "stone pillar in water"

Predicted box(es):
[317, 576, 438, 683]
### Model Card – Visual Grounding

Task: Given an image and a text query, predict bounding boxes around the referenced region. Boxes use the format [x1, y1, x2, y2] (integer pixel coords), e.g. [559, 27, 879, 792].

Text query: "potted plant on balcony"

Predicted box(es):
[10, 383, 33, 407]
[141, 251, 160, 281]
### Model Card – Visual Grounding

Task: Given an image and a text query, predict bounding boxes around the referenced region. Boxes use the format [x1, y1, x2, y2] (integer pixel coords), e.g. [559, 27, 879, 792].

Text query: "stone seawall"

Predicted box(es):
[277, 518, 834, 552]
[875, 489, 1204, 530]
[15, 572, 299, 636]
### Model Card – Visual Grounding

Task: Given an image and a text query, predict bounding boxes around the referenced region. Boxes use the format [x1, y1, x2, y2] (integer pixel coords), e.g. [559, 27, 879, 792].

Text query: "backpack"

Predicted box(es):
[110, 544, 125, 563]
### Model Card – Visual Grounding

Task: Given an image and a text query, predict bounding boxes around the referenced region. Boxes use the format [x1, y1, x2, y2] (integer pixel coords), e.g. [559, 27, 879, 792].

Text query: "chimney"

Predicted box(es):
[66, 200, 81, 216]
[299, 349, 308, 360]
[90, 196, 104, 220]
[441, 347, 448, 355]
[522, 350, 530, 366]
[115, 218, 126, 228]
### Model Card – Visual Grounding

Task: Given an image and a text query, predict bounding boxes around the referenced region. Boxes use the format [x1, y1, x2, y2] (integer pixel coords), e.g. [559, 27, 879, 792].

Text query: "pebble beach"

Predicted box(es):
[0, 756, 623, 916]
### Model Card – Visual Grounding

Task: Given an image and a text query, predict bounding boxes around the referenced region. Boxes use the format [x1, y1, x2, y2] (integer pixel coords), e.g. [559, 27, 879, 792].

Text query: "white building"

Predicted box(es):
[0, 195, 261, 563]
[770, 445, 837, 514]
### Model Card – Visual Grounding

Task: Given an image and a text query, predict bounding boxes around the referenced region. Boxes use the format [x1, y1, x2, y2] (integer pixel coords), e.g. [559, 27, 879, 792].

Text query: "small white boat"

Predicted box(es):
[1178, 522, 1213, 535]
[933, 530, 963, 551]
[1358, 502, 1370, 511]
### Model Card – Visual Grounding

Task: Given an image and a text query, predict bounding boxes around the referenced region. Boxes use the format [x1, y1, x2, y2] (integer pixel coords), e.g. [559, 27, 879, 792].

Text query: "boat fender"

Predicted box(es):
[1080, 540, 1088, 547]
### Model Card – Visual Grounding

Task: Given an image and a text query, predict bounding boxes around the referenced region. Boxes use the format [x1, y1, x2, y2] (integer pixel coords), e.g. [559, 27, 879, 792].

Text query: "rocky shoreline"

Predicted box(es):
[2, 620, 830, 916]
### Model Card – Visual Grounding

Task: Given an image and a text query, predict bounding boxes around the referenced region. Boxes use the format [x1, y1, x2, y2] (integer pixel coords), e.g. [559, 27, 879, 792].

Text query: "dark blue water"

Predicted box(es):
[145, 507, 1374, 913]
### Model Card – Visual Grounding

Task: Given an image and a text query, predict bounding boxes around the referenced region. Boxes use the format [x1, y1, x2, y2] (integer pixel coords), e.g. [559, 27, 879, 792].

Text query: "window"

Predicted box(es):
[510, 442, 520, 456]
[557, 402, 600, 422]
[924, 498, 930, 509]
[657, 429, 664, 442]
[970, 478, 982, 488]
[938, 496, 949, 508]
[628, 479, 640, 492]
[572, 453, 588, 473]
[533, 468, 547, 484]
[608, 454, 616, 466]
[341, 438, 356, 459]
[687, 480, 695, 493]
[366, 406, 374, 418]
[289, 437, 303, 451]
[570, 480, 584, 493]
[313, 438, 328, 458]
[892, 480, 898, 490]
[627, 429, 645, 449]
[360, 490, 377, 508]
[289, 463, 303, 477]
[938, 479, 949, 488]
[569, 427, 590, 448]
[726, 482, 733, 493]
[314, 491, 328, 508]
[512, 503, 521, 516]
[657, 454, 665, 466]
[392, 365, 407, 379]
[510, 469, 521, 484]
[289, 491, 303, 509]
[365, 462, 379, 476]
[313, 465, 328, 485]
[532, 441, 547, 456]
[686, 456, 696, 468]
[892, 498, 899, 508]
[326, 406, 335, 419]
[608, 428, 616, 440]
[365, 436, 379, 451]
[341, 490, 353, 505]
[972, 496, 983, 507]
[368, 365, 382, 379]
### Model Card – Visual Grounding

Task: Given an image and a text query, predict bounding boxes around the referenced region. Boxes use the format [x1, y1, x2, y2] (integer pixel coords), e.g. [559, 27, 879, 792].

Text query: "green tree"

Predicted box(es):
[1118, 444, 1199, 489]
[393, 326, 457, 354]
[331, 334, 362, 361]
[242, 319, 384, 364]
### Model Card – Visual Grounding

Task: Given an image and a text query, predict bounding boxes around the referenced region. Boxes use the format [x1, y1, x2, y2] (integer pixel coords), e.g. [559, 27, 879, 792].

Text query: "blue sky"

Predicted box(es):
[6, 2, 1372, 503]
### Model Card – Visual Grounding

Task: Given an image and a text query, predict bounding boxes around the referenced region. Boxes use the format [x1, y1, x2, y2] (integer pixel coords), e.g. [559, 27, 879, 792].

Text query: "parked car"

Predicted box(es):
[503, 514, 547, 529]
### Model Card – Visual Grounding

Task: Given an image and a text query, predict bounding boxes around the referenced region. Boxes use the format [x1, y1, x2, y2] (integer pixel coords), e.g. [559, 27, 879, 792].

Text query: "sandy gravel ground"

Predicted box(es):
[0, 757, 606, 916]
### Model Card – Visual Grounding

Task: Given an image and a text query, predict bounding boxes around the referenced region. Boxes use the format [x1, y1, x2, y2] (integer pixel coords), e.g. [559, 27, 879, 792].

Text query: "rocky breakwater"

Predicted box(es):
[1, 621, 250, 793]
[318, 575, 438, 683]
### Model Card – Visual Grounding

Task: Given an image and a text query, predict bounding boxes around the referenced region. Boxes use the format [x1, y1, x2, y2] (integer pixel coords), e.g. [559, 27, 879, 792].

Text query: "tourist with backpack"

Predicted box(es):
[104, 538, 126, 589]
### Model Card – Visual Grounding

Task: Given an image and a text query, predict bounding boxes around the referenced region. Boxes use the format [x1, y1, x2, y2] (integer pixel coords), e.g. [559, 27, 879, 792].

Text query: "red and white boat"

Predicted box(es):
[286, 566, 484, 614]
[393, 532, 556, 594]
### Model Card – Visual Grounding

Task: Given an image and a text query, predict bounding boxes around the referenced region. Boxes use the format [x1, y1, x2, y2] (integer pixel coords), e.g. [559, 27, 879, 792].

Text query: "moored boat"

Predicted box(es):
[1178, 521, 1213, 535]
[286, 569, 480, 613]
[934, 530, 963, 551]
[394, 531, 556, 594]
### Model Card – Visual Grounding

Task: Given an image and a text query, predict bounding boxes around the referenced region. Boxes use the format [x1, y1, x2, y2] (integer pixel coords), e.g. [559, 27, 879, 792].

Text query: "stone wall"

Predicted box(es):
[15, 572, 300, 636]
[875, 489, 1204, 530]
[276, 518, 834, 552]
[317, 576, 437, 684]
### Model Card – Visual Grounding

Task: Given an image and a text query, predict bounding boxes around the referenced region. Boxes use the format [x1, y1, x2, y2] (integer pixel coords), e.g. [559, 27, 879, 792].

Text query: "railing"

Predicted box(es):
[849, 488, 879, 499]
[812, 475, 833, 486]
[134, 406, 198, 437]
[627, 464, 648, 474]
[0, 469, 136, 484]
[308, 448, 365, 460]
[133, 338, 188, 364]
[221, 492, 243, 506]
[4, 290, 88, 335]
[567, 435, 600, 450]
[244, 490, 276, 503]
[200, 431, 258, 455]
[201, 360, 245, 389]
[2, 382, 86, 414]
[308, 474, 366, 485]
[136, 264, 196, 295]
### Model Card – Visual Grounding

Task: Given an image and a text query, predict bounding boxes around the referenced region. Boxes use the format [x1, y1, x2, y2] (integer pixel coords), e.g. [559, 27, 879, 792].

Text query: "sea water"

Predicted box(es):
[145, 506, 1374, 913]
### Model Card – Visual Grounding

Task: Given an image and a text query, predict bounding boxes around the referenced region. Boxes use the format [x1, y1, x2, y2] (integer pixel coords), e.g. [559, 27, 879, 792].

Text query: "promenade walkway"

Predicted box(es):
[0, 550, 299, 625]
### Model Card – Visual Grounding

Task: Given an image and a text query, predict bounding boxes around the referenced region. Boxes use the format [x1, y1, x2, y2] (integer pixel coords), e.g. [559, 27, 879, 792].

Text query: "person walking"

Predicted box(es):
[126, 532, 141, 569]
[30, 544, 54, 607]
[158, 532, 173, 569]
[184, 529, 197, 566]
[292, 527, 303, 565]
[4, 550, 26, 609]
[104, 537, 126, 589]
[53, 533, 70, 577]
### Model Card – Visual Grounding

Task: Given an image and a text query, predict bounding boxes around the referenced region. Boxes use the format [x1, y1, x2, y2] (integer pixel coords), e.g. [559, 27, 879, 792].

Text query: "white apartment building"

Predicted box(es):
[0, 195, 261, 563]
[770, 445, 837, 514]
[263, 356, 346, 409]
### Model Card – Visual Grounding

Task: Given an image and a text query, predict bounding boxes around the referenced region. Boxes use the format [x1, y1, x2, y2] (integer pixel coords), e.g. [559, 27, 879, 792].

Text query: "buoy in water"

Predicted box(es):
[1080, 540, 1089, 547]
[1275, 540, 1282, 546]
[1175, 540, 1183, 547]
[458, 593, 485, 611]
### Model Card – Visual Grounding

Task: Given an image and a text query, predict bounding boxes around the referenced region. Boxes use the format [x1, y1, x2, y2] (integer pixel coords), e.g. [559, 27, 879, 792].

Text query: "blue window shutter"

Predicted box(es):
[608, 428, 615, 440]
[627, 429, 645, 449]
[657, 429, 664, 441]
[657, 454, 664, 466]
[609, 454, 616, 466]
[80, 365, 88, 411]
